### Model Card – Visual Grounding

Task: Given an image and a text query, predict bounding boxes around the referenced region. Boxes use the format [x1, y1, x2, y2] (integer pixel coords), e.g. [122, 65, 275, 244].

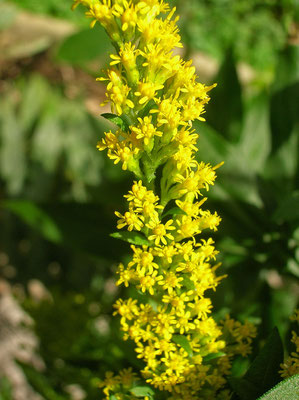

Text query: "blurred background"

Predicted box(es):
[0, 0, 298, 399]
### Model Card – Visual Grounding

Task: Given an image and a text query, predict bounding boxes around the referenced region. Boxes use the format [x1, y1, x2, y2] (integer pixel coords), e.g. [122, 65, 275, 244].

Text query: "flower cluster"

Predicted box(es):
[73, 0, 256, 399]
[280, 310, 299, 378]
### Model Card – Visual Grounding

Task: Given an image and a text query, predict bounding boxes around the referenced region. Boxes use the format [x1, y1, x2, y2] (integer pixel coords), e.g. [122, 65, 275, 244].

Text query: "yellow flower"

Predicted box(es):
[74, 0, 256, 397]
[157, 271, 183, 294]
[115, 210, 144, 231]
[130, 116, 163, 147]
[116, 263, 135, 287]
[137, 270, 159, 295]
[128, 245, 159, 275]
[147, 219, 176, 245]
[134, 80, 164, 105]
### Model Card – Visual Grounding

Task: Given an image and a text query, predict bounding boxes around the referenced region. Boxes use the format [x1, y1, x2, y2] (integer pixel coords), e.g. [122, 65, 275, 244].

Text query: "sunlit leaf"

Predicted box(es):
[101, 113, 129, 131]
[172, 335, 193, 356]
[130, 386, 154, 397]
[110, 231, 150, 246]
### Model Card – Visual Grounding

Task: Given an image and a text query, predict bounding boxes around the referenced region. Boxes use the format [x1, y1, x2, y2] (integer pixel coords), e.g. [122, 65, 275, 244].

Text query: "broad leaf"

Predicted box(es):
[258, 374, 299, 400]
[229, 327, 283, 400]
[205, 47, 243, 142]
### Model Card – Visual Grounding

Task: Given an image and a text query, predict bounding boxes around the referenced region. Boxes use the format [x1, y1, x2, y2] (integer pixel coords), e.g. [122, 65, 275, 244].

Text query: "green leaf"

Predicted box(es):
[130, 386, 154, 397]
[182, 275, 195, 291]
[205, 47, 243, 142]
[258, 374, 299, 400]
[3, 201, 127, 260]
[3, 200, 62, 243]
[101, 113, 129, 131]
[19, 74, 50, 133]
[203, 352, 226, 363]
[55, 25, 112, 65]
[162, 207, 187, 218]
[172, 335, 193, 357]
[238, 93, 271, 173]
[229, 376, 258, 400]
[229, 327, 283, 400]
[273, 191, 299, 222]
[19, 363, 67, 400]
[110, 231, 150, 246]
[0, 97, 26, 195]
[270, 81, 299, 153]
[0, 377, 12, 400]
[194, 122, 231, 164]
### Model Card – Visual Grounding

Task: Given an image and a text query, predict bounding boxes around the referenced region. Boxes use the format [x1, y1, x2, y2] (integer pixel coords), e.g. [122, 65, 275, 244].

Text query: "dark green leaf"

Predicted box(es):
[110, 231, 150, 246]
[130, 386, 154, 397]
[3, 201, 127, 260]
[205, 47, 243, 142]
[229, 327, 283, 400]
[258, 374, 299, 400]
[172, 335, 193, 357]
[273, 191, 299, 222]
[244, 327, 283, 392]
[272, 45, 299, 92]
[229, 376, 258, 400]
[270, 81, 299, 153]
[3, 200, 62, 243]
[101, 113, 129, 131]
[19, 363, 67, 400]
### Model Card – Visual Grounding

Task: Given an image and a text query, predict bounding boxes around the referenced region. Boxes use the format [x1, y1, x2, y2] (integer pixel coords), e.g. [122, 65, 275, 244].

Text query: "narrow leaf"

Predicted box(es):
[130, 386, 154, 397]
[172, 335, 193, 357]
[110, 231, 150, 246]
[101, 113, 129, 131]
[4, 200, 62, 243]
[203, 352, 226, 363]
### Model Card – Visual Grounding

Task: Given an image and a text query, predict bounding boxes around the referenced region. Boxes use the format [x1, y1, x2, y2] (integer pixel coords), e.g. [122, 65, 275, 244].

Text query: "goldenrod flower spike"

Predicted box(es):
[73, 0, 257, 398]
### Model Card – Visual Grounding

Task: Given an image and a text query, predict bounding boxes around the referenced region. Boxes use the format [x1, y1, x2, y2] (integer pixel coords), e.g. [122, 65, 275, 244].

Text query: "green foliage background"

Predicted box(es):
[0, 0, 298, 399]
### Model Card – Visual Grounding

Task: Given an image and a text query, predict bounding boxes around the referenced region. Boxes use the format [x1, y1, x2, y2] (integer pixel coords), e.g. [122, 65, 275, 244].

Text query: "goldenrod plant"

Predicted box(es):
[72, 0, 258, 398]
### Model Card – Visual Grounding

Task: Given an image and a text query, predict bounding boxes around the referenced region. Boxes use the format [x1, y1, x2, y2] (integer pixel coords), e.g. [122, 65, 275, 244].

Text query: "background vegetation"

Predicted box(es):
[0, 0, 298, 398]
